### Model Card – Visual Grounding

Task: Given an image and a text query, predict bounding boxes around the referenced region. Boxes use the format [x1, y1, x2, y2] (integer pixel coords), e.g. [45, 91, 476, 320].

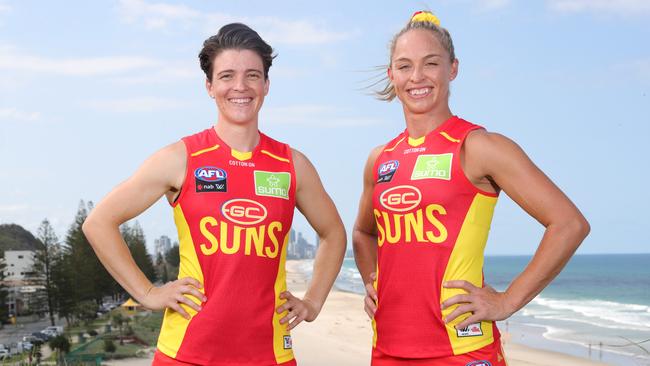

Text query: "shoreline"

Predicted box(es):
[286, 259, 612, 366]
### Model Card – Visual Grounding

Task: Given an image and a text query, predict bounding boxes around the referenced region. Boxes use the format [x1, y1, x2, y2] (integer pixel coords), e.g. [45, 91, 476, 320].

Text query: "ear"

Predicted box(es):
[264, 78, 270, 96]
[205, 78, 213, 98]
[387, 67, 393, 81]
[449, 58, 459, 81]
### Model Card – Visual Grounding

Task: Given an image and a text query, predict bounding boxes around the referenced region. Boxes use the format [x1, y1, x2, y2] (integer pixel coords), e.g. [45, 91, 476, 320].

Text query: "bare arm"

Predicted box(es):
[352, 146, 383, 318]
[83, 142, 205, 318]
[443, 131, 590, 328]
[275, 149, 346, 330]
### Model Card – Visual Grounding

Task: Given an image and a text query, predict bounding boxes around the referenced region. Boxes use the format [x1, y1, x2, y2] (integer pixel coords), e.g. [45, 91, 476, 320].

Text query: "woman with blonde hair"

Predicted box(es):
[353, 11, 589, 366]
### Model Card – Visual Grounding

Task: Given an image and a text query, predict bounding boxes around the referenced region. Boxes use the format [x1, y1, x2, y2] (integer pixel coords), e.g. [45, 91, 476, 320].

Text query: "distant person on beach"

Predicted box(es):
[353, 11, 590, 366]
[83, 23, 346, 366]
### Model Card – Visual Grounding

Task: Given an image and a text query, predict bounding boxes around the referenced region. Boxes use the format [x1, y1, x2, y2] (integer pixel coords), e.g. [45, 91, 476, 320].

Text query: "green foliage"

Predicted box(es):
[0, 253, 7, 323]
[122, 221, 157, 283]
[0, 223, 43, 251]
[104, 339, 116, 353]
[30, 218, 60, 325]
[50, 335, 71, 365]
[165, 244, 180, 267]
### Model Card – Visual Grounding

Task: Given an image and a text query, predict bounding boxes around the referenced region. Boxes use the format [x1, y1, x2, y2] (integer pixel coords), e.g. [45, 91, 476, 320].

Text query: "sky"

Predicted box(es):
[0, 0, 648, 255]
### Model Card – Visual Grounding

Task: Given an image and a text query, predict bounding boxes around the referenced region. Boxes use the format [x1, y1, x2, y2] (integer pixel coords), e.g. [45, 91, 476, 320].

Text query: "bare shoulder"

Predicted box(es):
[464, 129, 533, 179]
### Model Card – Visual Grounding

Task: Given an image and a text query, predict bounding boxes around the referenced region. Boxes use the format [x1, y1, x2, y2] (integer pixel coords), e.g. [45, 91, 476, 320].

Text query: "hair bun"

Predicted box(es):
[410, 11, 440, 26]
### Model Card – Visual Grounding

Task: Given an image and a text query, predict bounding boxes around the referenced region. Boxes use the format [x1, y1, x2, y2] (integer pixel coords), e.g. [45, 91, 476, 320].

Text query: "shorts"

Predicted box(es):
[371, 341, 507, 366]
[152, 350, 298, 366]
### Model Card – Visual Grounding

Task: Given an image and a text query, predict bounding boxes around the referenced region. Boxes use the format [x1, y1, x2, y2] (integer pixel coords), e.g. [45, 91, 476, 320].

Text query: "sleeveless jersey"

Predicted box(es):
[371, 116, 500, 358]
[157, 128, 297, 366]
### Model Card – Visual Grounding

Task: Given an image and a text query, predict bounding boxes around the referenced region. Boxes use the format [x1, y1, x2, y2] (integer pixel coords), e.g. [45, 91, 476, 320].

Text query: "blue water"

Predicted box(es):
[305, 254, 650, 365]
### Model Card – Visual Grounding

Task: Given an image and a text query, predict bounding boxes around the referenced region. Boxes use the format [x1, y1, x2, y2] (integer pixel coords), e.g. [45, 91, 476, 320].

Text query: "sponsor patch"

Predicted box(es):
[283, 335, 292, 349]
[377, 160, 399, 183]
[254, 171, 290, 199]
[466, 361, 491, 366]
[379, 185, 422, 212]
[411, 153, 452, 181]
[194, 166, 227, 193]
[457, 322, 483, 337]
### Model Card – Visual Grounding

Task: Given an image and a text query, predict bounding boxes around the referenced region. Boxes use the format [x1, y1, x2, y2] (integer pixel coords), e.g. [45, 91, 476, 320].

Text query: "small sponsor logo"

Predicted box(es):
[411, 153, 452, 181]
[194, 166, 227, 192]
[254, 171, 291, 199]
[221, 199, 267, 225]
[379, 185, 422, 212]
[457, 322, 483, 337]
[377, 160, 399, 183]
[465, 361, 491, 366]
[283, 335, 292, 349]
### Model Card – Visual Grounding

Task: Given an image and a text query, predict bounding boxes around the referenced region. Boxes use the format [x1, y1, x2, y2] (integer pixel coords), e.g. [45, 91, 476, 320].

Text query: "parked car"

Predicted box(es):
[31, 332, 50, 341]
[0, 349, 9, 360]
[16, 342, 32, 353]
[44, 326, 64, 334]
[41, 329, 58, 338]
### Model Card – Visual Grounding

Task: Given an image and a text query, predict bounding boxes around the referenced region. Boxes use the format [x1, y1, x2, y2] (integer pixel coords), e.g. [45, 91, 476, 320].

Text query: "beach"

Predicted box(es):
[107, 258, 646, 366]
[286, 260, 612, 366]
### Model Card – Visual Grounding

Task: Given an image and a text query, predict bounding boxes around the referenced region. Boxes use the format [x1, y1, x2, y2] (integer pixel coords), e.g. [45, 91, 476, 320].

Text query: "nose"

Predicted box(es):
[233, 74, 247, 92]
[410, 65, 424, 83]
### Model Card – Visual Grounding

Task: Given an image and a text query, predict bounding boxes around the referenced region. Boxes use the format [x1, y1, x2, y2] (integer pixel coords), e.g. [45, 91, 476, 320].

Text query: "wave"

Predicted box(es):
[527, 297, 650, 332]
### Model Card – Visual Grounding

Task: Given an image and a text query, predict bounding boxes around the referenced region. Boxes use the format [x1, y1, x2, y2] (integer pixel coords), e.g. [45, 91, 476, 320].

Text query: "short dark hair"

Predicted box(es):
[199, 23, 276, 81]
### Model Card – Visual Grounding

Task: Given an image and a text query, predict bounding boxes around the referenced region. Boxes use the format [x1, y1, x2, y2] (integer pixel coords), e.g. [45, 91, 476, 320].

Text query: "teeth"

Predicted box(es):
[229, 98, 252, 104]
[409, 88, 430, 96]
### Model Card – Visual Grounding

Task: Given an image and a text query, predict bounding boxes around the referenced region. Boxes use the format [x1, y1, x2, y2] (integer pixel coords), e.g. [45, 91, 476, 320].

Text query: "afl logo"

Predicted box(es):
[221, 199, 267, 225]
[195, 166, 226, 182]
[379, 185, 422, 212]
[378, 160, 399, 175]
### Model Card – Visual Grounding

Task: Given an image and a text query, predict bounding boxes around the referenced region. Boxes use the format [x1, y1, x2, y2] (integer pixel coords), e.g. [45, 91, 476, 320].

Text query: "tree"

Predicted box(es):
[121, 221, 157, 283]
[31, 219, 60, 326]
[104, 338, 116, 353]
[49, 335, 70, 365]
[65, 201, 115, 306]
[0, 253, 7, 325]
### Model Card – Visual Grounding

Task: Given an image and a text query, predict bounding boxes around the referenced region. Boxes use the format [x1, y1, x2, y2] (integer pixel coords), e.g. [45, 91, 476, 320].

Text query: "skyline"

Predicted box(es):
[1, 0, 649, 255]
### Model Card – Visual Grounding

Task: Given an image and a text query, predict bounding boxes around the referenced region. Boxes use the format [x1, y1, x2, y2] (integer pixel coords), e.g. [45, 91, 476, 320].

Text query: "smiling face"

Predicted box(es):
[388, 28, 458, 116]
[206, 49, 269, 126]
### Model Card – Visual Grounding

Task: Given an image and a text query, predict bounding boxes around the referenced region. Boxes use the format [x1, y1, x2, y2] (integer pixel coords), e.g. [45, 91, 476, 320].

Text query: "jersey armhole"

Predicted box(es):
[454, 127, 499, 198]
[287, 145, 298, 207]
[170, 139, 191, 208]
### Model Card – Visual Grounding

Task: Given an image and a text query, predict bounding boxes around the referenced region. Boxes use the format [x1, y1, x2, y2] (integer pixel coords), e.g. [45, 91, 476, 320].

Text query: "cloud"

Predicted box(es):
[0, 45, 158, 76]
[476, 0, 511, 10]
[261, 104, 385, 128]
[117, 0, 353, 45]
[0, 107, 41, 122]
[613, 58, 650, 81]
[547, 0, 650, 16]
[118, 0, 201, 30]
[0, 204, 30, 214]
[85, 96, 188, 112]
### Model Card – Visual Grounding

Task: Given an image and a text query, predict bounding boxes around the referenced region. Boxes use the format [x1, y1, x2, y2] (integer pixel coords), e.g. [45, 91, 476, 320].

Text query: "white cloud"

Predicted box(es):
[548, 0, 650, 16]
[476, 0, 511, 10]
[0, 204, 30, 213]
[0, 107, 41, 122]
[117, 0, 353, 45]
[261, 104, 384, 128]
[0, 45, 158, 76]
[118, 0, 201, 30]
[85, 96, 188, 112]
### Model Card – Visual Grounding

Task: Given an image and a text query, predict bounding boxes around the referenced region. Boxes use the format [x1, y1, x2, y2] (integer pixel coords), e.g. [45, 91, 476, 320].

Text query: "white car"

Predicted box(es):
[0, 349, 9, 360]
[41, 329, 58, 337]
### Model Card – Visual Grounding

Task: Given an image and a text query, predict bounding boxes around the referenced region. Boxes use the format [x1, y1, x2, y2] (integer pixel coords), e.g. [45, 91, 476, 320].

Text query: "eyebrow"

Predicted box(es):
[394, 53, 443, 63]
[216, 68, 263, 75]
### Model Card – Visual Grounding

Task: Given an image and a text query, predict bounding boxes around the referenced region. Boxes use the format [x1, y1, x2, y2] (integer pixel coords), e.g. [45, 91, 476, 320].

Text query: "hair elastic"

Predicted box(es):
[410, 10, 441, 26]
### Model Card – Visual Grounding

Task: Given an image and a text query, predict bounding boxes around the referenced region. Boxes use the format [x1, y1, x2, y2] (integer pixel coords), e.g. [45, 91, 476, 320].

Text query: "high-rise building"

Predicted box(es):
[154, 235, 172, 258]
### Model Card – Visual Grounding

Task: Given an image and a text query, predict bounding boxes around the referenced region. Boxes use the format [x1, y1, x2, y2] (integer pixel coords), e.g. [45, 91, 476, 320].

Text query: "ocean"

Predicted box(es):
[298, 254, 650, 366]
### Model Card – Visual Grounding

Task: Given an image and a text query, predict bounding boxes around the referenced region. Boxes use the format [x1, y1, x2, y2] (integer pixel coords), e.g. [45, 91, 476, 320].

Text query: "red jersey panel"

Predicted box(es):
[371, 116, 500, 358]
[157, 128, 297, 366]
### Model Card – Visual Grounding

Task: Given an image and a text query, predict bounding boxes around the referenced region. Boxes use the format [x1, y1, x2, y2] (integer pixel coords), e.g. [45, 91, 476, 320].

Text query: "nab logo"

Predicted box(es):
[379, 185, 422, 212]
[194, 167, 226, 182]
[221, 199, 267, 225]
[378, 160, 399, 175]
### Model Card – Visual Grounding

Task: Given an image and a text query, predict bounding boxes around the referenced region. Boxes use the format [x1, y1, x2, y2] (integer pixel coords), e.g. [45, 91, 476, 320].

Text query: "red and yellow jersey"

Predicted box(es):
[371, 116, 500, 358]
[157, 128, 297, 366]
